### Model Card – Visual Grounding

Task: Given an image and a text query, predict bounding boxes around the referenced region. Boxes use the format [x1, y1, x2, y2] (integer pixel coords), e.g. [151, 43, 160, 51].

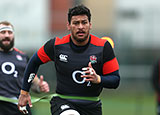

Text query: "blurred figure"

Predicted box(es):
[18, 4, 120, 115]
[0, 21, 49, 115]
[152, 59, 160, 115]
[101, 36, 114, 48]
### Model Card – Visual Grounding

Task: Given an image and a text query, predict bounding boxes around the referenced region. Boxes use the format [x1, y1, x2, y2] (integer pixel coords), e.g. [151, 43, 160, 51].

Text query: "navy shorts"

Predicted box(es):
[0, 101, 32, 115]
[50, 96, 102, 115]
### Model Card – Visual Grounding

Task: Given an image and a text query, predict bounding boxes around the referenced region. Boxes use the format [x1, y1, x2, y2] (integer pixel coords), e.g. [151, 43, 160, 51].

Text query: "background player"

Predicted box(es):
[0, 21, 50, 115]
[18, 4, 120, 115]
[152, 59, 160, 115]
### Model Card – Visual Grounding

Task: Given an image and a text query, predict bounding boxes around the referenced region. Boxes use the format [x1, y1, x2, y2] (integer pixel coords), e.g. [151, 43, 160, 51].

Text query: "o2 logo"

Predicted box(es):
[72, 70, 91, 86]
[1, 62, 18, 77]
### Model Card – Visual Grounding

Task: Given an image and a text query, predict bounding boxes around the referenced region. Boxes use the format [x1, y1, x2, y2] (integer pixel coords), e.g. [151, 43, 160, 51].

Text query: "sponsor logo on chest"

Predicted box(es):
[59, 54, 68, 62]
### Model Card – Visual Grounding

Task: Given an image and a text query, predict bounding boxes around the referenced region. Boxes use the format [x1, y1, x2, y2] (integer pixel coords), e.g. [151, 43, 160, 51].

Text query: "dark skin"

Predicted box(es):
[18, 15, 101, 114]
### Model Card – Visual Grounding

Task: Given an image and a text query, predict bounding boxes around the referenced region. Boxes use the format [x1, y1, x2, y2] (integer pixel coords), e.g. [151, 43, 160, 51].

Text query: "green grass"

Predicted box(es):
[101, 93, 156, 115]
[31, 92, 156, 115]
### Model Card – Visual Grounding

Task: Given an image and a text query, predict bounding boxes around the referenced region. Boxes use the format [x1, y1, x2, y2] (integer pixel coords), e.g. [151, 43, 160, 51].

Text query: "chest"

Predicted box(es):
[54, 44, 103, 74]
[0, 53, 27, 77]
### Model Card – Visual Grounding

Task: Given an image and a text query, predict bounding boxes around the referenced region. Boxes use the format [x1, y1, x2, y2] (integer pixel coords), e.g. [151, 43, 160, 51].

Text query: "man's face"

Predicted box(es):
[67, 15, 91, 44]
[0, 24, 14, 52]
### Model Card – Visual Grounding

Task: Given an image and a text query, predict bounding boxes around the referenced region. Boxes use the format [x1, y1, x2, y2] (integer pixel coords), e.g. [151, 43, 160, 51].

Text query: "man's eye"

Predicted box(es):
[0, 31, 5, 34]
[8, 31, 13, 34]
[73, 22, 79, 25]
[82, 21, 87, 24]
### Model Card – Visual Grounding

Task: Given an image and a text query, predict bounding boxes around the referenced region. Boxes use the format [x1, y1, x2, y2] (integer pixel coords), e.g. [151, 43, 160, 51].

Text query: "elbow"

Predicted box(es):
[101, 75, 120, 89]
[113, 78, 120, 89]
[103, 76, 120, 89]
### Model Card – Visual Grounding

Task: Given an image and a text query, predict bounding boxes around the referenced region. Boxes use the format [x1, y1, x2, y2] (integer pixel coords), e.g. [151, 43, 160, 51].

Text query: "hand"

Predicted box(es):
[18, 90, 32, 114]
[81, 62, 101, 84]
[39, 75, 50, 93]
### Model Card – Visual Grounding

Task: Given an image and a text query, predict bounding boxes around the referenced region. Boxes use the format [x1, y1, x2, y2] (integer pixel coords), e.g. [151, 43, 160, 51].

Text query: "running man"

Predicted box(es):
[18, 4, 120, 115]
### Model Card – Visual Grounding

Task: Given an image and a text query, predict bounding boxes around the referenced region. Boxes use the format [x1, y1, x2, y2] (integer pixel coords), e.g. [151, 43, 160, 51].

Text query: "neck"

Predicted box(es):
[71, 35, 90, 46]
[0, 47, 13, 52]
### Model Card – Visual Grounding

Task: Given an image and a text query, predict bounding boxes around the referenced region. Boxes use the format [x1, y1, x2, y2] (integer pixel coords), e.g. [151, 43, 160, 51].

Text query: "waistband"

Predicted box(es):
[51, 93, 100, 101]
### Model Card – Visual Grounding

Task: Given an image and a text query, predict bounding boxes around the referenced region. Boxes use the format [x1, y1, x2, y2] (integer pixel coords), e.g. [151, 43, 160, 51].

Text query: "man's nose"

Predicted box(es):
[78, 23, 84, 29]
[4, 32, 10, 37]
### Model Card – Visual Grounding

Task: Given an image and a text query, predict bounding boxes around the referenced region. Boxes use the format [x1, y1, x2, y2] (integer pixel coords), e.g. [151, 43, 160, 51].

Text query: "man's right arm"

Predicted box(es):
[22, 53, 43, 92]
[18, 39, 54, 114]
[18, 53, 43, 114]
[18, 52, 51, 114]
[22, 38, 55, 92]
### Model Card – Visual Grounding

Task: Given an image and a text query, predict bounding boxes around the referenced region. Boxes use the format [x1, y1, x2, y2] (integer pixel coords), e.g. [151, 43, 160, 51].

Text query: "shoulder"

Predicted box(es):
[13, 48, 28, 58]
[13, 48, 25, 55]
[55, 34, 70, 45]
[90, 34, 107, 46]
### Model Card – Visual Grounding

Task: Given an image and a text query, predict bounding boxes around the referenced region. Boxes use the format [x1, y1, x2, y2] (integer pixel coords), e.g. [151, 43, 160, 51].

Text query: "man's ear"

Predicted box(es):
[67, 22, 70, 31]
[89, 22, 92, 30]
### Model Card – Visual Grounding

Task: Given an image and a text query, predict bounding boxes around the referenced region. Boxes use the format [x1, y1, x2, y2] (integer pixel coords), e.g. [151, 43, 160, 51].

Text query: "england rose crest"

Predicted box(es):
[90, 55, 97, 64]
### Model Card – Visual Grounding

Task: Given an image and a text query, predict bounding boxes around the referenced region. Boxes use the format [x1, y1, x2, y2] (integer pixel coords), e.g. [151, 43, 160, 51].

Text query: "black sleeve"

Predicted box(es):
[100, 70, 120, 89]
[100, 41, 120, 89]
[103, 41, 115, 63]
[44, 38, 56, 61]
[22, 53, 43, 92]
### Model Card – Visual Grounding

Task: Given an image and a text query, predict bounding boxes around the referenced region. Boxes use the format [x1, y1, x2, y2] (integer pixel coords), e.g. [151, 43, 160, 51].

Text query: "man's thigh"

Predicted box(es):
[50, 97, 79, 115]
[50, 97, 102, 115]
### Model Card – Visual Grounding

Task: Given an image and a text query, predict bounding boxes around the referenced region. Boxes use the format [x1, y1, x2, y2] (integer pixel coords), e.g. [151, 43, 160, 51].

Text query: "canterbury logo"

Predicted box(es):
[60, 105, 70, 110]
[59, 54, 68, 62]
[28, 73, 35, 83]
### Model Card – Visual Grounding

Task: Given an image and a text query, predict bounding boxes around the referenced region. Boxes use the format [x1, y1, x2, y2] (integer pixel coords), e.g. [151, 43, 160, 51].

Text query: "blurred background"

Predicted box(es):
[0, 0, 160, 114]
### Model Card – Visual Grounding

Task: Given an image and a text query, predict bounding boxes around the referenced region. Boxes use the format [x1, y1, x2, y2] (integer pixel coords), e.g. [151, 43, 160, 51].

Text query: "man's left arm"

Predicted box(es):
[81, 62, 120, 89]
[82, 41, 120, 88]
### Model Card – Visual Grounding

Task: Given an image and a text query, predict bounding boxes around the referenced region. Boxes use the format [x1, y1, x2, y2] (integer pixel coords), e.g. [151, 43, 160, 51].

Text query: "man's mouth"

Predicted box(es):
[77, 32, 85, 36]
[2, 41, 10, 45]
[2, 39, 10, 44]
[3, 40, 10, 42]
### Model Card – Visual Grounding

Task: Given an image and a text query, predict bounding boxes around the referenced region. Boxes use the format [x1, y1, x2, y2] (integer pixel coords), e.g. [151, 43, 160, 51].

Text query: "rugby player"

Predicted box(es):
[18, 4, 120, 115]
[0, 21, 49, 115]
[152, 59, 160, 115]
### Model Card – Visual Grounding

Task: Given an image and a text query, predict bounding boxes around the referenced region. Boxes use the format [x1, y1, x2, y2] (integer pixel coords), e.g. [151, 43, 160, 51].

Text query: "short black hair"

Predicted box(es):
[68, 4, 91, 24]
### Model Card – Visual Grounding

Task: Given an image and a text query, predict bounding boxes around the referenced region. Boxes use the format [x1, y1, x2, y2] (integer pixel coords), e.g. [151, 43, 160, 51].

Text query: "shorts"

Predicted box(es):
[50, 96, 102, 115]
[0, 101, 32, 115]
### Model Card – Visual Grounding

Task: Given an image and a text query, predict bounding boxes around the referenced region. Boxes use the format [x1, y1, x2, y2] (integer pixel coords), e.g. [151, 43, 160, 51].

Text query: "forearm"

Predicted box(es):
[100, 71, 120, 89]
[100, 75, 120, 88]
[22, 53, 43, 92]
